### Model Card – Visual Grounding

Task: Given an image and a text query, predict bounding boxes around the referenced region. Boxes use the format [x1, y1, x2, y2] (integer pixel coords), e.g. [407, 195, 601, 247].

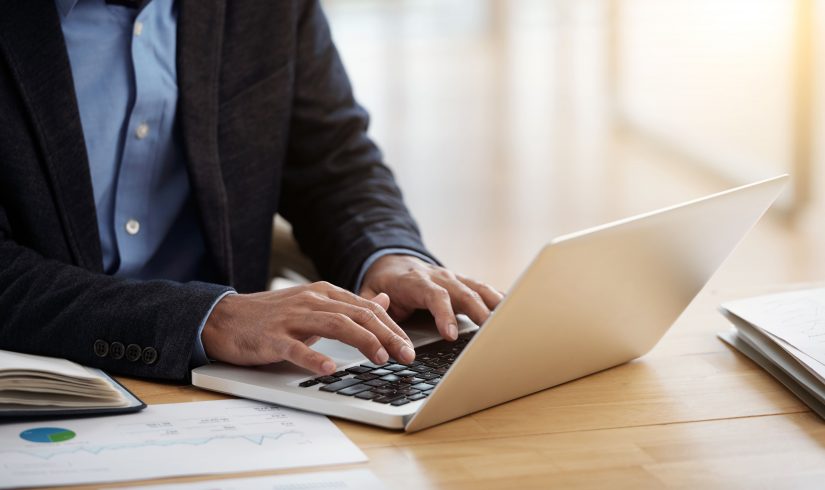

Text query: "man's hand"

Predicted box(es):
[360, 255, 504, 341]
[202, 282, 415, 375]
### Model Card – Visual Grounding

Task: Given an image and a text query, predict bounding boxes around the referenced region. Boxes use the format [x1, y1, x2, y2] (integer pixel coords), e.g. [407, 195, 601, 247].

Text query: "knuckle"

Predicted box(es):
[297, 290, 319, 303]
[463, 289, 483, 304]
[408, 269, 427, 281]
[366, 301, 384, 314]
[429, 287, 449, 300]
[331, 313, 351, 329]
[439, 269, 456, 280]
[311, 281, 333, 291]
[351, 307, 375, 325]
[388, 334, 408, 349]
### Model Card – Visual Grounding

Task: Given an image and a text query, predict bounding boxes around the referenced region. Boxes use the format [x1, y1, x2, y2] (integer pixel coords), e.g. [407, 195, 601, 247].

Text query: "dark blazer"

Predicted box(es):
[0, 0, 433, 381]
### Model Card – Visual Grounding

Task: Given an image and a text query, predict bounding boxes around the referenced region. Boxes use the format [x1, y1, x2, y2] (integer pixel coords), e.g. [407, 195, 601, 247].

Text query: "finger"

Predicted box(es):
[299, 310, 389, 365]
[320, 296, 415, 364]
[457, 275, 504, 310]
[439, 277, 491, 326]
[277, 338, 337, 375]
[359, 285, 378, 299]
[304, 335, 321, 347]
[327, 288, 413, 347]
[421, 283, 459, 341]
[371, 292, 390, 311]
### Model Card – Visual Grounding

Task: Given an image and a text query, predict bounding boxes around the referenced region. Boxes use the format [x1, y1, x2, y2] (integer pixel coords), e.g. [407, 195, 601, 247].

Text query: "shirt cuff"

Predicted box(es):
[191, 289, 237, 367]
[354, 248, 437, 294]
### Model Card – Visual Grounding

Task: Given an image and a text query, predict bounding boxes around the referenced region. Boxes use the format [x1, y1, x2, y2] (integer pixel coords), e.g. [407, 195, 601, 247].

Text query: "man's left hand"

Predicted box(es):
[360, 255, 503, 341]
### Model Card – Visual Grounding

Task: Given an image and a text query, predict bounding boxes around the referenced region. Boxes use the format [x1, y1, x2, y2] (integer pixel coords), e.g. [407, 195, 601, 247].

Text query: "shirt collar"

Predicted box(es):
[54, 0, 80, 18]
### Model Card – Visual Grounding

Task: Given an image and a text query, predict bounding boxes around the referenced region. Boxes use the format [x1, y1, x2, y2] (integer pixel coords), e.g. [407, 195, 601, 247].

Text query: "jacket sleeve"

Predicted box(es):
[278, 0, 437, 290]
[0, 205, 231, 381]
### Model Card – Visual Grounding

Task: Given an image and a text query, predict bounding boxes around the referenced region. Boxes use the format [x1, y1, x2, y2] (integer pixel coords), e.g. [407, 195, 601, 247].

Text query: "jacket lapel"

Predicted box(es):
[0, 0, 103, 271]
[178, 0, 234, 285]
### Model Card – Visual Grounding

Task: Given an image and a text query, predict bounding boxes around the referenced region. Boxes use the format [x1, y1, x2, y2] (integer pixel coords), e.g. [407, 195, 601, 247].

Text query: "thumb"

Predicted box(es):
[370, 292, 390, 311]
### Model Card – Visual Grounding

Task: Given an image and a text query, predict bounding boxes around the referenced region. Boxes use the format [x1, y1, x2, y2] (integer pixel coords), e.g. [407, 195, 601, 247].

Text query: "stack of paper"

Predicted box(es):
[719, 288, 825, 419]
[0, 349, 144, 416]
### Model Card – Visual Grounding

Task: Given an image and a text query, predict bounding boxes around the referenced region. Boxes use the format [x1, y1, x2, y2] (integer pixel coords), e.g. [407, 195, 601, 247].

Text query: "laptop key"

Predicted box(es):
[419, 372, 439, 380]
[411, 382, 435, 391]
[371, 387, 396, 395]
[332, 371, 349, 378]
[373, 394, 406, 404]
[379, 374, 401, 383]
[395, 370, 418, 377]
[369, 368, 393, 376]
[396, 387, 420, 396]
[336, 384, 373, 396]
[355, 391, 380, 400]
[355, 373, 379, 381]
[298, 379, 319, 388]
[391, 398, 411, 406]
[383, 364, 406, 372]
[364, 379, 388, 387]
[314, 376, 340, 384]
[407, 393, 427, 401]
[345, 366, 373, 374]
[360, 362, 388, 369]
[319, 378, 362, 393]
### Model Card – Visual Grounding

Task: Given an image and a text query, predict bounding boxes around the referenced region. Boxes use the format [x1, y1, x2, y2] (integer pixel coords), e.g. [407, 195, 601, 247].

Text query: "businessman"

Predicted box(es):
[0, 0, 502, 381]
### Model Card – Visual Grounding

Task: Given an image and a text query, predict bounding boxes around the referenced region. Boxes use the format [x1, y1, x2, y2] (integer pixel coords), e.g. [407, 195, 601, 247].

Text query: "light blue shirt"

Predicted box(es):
[57, 0, 430, 367]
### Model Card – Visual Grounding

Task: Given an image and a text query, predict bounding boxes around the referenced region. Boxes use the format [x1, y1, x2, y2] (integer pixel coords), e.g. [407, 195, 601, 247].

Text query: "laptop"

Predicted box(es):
[192, 175, 788, 432]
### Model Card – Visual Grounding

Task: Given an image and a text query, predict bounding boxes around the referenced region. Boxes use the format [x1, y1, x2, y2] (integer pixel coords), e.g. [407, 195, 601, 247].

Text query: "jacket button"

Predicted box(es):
[125, 344, 142, 362]
[93, 339, 109, 358]
[142, 347, 158, 365]
[110, 342, 125, 360]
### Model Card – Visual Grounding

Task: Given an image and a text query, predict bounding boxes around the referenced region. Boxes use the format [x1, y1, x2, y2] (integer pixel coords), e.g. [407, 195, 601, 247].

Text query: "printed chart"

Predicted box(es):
[0, 399, 366, 488]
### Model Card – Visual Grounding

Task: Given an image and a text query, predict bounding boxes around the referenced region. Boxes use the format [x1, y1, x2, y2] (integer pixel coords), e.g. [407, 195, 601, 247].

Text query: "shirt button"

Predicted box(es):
[133, 21, 144, 37]
[125, 219, 141, 235]
[135, 123, 149, 140]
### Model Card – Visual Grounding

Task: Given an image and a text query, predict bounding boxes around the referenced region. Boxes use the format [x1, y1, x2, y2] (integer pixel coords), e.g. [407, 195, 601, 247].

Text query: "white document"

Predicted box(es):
[0, 399, 366, 489]
[119, 469, 386, 490]
[722, 288, 825, 366]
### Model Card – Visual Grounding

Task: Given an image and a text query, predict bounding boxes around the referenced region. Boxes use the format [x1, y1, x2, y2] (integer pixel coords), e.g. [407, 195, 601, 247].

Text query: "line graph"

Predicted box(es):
[2, 430, 303, 460]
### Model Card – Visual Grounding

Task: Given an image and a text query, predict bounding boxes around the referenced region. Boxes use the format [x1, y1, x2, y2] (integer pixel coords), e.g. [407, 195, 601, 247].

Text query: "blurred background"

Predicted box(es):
[322, 0, 825, 292]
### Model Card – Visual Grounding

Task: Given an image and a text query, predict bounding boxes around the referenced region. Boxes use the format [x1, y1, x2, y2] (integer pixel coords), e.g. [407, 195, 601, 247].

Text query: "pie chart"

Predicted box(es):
[19, 427, 76, 443]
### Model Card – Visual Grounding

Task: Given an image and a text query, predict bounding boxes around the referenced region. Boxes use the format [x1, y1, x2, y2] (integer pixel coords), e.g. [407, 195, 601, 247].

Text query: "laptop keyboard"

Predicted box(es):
[297, 331, 476, 407]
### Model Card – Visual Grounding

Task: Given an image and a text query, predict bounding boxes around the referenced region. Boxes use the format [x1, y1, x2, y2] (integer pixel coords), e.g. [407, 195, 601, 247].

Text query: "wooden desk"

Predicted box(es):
[62, 285, 825, 490]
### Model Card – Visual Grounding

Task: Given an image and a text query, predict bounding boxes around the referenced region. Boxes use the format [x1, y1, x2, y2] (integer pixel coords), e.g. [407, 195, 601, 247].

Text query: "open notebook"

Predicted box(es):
[719, 287, 825, 419]
[0, 349, 145, 418]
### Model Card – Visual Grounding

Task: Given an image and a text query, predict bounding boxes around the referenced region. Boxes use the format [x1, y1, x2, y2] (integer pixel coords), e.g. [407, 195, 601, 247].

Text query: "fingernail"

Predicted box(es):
[401, 345, 415, 363]
[321, 360, 336, 373]
[375, 347, 389, 364]
[448, 323, 458, 340]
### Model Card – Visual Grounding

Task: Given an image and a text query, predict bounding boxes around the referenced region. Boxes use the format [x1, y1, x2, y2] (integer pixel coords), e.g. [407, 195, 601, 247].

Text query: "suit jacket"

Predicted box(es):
[0, 0, 433, 381]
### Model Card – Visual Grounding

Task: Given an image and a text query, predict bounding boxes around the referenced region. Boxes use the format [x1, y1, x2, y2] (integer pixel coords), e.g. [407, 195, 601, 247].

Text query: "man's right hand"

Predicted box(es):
[201, 282, 415, 376]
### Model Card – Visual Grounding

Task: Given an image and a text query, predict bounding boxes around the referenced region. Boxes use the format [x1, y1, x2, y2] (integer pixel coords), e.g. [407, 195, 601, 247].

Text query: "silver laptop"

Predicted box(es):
[192, 175, 788, 432]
